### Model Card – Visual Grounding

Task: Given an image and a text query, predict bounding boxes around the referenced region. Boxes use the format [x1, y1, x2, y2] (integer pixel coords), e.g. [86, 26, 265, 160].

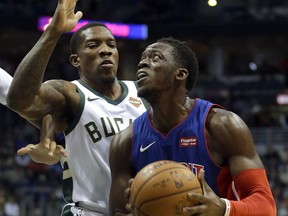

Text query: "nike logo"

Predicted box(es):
[87, 97, 100, 102]
[140, 141, 157, 152]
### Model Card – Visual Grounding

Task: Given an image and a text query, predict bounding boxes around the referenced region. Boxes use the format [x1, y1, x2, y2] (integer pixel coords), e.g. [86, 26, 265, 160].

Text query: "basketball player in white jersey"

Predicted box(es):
[0, 67, 65, 162]
[6, 0, 148, 215]
[0, 67, 12, 105]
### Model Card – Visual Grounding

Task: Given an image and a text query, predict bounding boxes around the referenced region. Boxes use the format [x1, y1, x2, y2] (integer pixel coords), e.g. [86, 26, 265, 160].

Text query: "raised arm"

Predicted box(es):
[6, 0, 82, 119]
[109, 125, 135, 216]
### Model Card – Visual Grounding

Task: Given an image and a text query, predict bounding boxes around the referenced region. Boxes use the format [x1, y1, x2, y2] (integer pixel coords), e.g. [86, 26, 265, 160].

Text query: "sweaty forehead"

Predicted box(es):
[81, 26, 115, 41]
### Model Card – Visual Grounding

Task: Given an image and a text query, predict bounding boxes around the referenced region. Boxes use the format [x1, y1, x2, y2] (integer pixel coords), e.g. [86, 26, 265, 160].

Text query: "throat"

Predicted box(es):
[149, 97, 191, 134]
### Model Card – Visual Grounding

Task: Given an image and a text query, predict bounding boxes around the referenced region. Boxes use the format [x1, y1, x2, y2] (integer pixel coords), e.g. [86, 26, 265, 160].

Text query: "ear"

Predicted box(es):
[69, 54, 80, 67]
[176, 68, 189, 81]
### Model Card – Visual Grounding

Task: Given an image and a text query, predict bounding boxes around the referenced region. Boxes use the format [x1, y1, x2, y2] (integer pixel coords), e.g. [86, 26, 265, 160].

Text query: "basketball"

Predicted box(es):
[130, 160, 203, 216]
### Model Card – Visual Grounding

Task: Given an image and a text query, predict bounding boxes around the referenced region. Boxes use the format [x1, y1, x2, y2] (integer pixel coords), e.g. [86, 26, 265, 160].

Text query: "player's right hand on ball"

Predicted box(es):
[17, 138, 67, 165]
[183, 169, 226, 216]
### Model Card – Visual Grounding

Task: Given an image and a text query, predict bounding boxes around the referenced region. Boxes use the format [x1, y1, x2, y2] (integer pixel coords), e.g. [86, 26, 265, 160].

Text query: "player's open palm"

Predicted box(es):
[49, 0, 83, 34]
[17, 138, 67, 165]
[184, 169, 226, 215]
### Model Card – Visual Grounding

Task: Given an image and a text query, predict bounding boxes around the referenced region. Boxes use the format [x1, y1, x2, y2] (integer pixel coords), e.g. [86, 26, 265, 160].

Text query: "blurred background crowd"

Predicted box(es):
[1, 0, 288, 215]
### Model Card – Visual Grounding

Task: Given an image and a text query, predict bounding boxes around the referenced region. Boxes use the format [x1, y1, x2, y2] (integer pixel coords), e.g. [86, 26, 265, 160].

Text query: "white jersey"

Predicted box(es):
[61, 80, 147, 215]
[0, 68, 12, 105]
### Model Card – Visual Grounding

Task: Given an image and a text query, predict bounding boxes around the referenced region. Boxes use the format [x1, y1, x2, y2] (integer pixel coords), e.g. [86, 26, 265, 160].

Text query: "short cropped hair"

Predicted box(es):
[157, 37, 199, 91]
[70, 22, 110, 54]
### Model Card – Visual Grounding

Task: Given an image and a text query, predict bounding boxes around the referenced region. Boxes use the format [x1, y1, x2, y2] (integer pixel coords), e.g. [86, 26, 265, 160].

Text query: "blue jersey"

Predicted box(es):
[131, 98, 225, 195]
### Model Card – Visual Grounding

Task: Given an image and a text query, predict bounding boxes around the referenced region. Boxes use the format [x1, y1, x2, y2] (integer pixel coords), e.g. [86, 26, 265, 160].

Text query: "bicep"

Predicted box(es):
[18, 81, 67, 121]
[209, 109, 264, 176]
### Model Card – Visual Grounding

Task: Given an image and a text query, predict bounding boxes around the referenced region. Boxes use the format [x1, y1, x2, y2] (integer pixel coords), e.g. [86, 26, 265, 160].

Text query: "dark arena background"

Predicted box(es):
[1, 0, 288, 215]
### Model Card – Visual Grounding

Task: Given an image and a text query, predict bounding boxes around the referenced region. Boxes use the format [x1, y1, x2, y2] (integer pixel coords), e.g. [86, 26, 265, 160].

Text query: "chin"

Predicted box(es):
[101, 75, 116, 84]
[137, 88, 153, 101]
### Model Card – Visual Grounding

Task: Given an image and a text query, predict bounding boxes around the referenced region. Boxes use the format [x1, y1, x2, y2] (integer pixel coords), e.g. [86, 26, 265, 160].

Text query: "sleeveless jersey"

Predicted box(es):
[62, 79, 147, 214]
[132, 98, 228, 196]
[0, 68, 12, 105]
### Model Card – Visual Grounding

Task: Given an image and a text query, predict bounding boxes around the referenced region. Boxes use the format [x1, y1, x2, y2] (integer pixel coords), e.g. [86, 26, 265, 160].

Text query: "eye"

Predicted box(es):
[87, 42, 98, 49]
[152, 54, 160, 61]
[108, 41, 117, 48]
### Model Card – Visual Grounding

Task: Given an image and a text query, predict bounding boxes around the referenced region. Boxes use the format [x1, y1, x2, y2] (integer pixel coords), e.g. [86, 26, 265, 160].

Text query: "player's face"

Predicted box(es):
[136, 42, 178, 99]
[76, 26, 119, 84]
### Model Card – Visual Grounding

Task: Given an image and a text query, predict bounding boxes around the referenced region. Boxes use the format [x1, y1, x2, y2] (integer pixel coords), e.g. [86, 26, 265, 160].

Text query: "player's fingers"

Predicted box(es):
[197, 169, 205, 184]
[198, 169, 213, 196]
[124, 178, 134, 200]
[128, 178, 134, 187]
[49, 141, 57, 156]
[187, 190, 207, 204]
[75, 11, 83, 21]
[17, 145, 35, 155]
[126, 203, 132, 211]
[183, 204, 204, 215]
[42, 138, 51, 149]
[56, 145, 68, 157]
[124, 187, 131, 200]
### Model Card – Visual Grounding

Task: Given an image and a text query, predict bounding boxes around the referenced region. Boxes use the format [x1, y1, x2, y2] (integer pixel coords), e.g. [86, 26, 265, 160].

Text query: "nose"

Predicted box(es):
[137, 59, 148, 69]
[99, 45, 112, 56]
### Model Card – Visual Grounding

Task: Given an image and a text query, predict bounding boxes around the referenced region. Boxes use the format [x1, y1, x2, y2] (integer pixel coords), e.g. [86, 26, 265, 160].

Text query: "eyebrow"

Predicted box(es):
[141, 48, 161, 57]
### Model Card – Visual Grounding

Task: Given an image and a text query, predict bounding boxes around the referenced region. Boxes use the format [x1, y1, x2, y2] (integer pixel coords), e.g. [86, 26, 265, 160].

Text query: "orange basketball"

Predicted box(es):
[130, 160, 203, 216]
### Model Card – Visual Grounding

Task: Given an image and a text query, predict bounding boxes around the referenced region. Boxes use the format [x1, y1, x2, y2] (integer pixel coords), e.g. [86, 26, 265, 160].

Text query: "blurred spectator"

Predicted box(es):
[3, 195, 20, 216]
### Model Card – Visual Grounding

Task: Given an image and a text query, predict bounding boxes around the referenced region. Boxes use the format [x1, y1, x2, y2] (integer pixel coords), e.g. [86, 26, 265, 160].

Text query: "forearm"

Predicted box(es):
[227, 169, 276, 216]
[39, 114, 56, 141]
[7, 28, 61, 111]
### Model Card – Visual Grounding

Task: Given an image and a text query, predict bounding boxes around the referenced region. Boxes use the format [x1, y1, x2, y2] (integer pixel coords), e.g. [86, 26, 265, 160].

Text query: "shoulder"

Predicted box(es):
[41, 80, 80, 120]
[44, 79, 76, 92]
[207, 107, 247, 133]
[206, 107, 255, 159]
[42, 79, 78, 101]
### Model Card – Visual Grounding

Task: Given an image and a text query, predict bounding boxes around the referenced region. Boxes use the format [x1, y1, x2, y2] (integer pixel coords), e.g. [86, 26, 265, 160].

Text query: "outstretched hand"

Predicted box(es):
[49, 0, 83, 34]
[17, 138, 67, 165]
[183, 169, 226, 215]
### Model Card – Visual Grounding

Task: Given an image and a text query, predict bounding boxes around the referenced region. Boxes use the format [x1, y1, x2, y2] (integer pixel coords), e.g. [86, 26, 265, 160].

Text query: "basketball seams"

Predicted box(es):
[130, 161, 202, 215]
[134, 166, 189, 203]
[139, 187, 201, 207]
[134, 166, 194, 216]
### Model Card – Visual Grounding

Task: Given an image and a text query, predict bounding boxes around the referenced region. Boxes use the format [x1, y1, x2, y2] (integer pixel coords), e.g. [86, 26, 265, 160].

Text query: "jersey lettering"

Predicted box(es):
[101, 117, 116, 137]
[180, 162, 204, 177]
[85, 122, 102, 143]
[114, 118, 124, 132]
[85, 117, 134, 143]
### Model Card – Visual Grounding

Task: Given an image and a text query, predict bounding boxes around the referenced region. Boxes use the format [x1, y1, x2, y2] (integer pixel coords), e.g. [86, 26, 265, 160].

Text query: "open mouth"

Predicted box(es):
[136, 71, 148, 81]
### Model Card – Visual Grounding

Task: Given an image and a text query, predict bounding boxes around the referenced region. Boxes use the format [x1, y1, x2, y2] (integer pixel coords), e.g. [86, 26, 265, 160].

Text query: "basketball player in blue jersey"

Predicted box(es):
[7, 0, 147, 215]
[109, 37, 276, 215]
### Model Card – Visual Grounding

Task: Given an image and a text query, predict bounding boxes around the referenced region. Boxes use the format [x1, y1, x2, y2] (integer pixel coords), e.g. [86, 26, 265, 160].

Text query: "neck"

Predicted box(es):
[82, 78, 122, 100]
[149, 96, 192, 134]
